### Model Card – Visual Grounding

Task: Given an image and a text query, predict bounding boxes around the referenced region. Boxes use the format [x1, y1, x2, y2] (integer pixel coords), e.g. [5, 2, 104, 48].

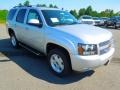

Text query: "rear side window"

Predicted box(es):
[16, 9, 27, 23]
[7, 9, 17, 20]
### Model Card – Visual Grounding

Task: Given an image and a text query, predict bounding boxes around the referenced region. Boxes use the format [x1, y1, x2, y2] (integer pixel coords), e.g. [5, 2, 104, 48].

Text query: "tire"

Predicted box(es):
[114, 24, 118, 29]
[48, 48, 71, 77]
[10, 33, 19, 48]
[105, 24, 108, 28]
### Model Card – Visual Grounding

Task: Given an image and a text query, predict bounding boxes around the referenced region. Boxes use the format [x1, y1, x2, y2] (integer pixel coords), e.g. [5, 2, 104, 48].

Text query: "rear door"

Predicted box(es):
[15, 9, 27, 42]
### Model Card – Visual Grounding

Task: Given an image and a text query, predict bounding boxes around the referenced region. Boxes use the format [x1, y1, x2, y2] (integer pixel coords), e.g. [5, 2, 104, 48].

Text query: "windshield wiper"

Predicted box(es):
[52, 22, 79, 27]
[52, 23, 68, 26]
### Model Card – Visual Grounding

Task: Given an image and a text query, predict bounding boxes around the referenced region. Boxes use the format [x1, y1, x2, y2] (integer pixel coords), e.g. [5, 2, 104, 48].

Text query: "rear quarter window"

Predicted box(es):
[7, 9, 17, 20]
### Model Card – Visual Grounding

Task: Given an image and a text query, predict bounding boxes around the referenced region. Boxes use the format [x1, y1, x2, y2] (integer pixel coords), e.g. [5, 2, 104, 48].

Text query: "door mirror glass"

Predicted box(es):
[28, 19, 42, 27]
[28, 19, 39, 24]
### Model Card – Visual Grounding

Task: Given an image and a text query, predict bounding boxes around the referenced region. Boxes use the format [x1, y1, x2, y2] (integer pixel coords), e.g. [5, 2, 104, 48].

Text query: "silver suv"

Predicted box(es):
[6, 6, 115, 77]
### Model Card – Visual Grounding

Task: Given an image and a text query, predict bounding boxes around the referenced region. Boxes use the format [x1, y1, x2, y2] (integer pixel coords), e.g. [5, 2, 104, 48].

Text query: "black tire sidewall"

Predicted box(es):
[114, 24, 117, 29]
[10, 33, 19, 48]
[105, 24, 108, 27]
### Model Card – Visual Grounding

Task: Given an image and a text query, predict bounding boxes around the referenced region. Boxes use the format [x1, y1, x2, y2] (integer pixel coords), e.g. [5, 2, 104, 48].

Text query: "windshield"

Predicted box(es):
[101, 17, 108, 20]
[93, 17, 100, 20]
[41, 10, 78, 26]
[116, 16, 120, 20]
[82, 16, 92, 19]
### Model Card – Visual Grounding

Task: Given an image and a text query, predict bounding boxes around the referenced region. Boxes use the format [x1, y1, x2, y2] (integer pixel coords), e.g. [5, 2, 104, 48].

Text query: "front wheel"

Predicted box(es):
[105, 24, 108, 28]
[48, 49, 71, 77]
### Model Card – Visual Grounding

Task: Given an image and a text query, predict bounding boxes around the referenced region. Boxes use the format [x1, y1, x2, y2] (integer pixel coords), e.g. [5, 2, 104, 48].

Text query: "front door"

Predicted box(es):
[23, 9, 45, 52]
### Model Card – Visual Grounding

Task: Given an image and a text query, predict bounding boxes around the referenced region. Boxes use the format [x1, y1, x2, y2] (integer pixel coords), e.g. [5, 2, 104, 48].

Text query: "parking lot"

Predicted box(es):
[0, 24, 120, 90]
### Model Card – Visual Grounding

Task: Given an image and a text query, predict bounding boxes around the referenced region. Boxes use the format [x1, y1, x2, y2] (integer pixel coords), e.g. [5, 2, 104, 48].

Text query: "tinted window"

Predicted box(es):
[27, 9, 42, 27]
[42, 10, 78, 27]
[16, 9, 27, 23]
[8, 9, 17, 20]
[115, 16, 120, 20]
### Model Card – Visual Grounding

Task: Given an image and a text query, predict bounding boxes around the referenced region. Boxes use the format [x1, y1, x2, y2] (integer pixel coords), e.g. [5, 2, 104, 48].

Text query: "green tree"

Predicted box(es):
[70, 10, 78, 19]
[78, 8, 86, 18]
[49, 4, 54, 8]
[116, 11, 120, 16]
[36, 4, 40, 7]
[24, 0, 30, 6]
[37, 4, 47, 7]
[18, 3, 23, 6]
[109, 10, 114, 17]
[54, 5, 58, 8]
[99, 9, 115, 17]
[85, 6, 93, 15]
[91, 11, 99, 17]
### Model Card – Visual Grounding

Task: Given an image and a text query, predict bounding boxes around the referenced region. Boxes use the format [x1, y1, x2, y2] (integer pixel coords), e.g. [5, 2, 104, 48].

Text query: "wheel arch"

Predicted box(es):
[46, 43, 72, 69]
[8, 28, 15, 36]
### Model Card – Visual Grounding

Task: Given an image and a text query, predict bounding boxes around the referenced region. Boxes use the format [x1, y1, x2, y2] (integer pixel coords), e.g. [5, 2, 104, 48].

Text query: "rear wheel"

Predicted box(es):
[10, 33, 19, 48]
[48, 48, 71, 77]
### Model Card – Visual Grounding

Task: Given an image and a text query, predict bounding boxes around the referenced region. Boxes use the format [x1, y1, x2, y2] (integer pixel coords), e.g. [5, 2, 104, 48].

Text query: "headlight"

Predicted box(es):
[78, 43, 98, 55]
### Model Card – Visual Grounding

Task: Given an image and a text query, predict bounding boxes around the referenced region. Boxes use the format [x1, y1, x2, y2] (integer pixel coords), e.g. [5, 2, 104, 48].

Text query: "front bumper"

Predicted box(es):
[116, 23, 120, 27]
[95, 22, 104, 26]
[70, 48, 115, 72]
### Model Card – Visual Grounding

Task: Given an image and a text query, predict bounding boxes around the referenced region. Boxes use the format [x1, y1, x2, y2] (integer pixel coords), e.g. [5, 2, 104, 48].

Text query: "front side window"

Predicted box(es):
[16, 9, 27, 23]
[41, 10, 78, 27]
[7, 9, 17, 20]
[27, 9, 42, 27]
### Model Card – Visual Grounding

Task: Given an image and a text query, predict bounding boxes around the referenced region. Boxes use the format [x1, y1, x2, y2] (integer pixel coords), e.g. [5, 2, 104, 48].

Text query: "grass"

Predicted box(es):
[0, 20, 6, 24]
[0, 10, 8, 24]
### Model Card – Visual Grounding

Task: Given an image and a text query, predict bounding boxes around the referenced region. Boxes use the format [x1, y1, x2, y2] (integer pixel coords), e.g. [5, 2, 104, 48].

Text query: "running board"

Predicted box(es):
[19, 43, 44, 56]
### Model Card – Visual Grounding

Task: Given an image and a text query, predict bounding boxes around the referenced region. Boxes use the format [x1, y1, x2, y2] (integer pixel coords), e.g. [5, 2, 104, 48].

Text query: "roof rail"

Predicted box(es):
[13, 5, 32, 8]
[12, 5, 60, 9]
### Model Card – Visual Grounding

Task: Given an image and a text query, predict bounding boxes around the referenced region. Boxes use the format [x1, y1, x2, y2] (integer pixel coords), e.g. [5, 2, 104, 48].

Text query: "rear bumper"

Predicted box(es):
[70, 48, 115, 72]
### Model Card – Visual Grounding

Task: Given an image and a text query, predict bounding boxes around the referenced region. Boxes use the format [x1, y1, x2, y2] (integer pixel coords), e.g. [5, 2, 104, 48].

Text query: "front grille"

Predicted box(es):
[82, 21, 93, 24]
[99, 40, 110, 47]
[95, 21, 100, 24]
[99, 39, 112, 55]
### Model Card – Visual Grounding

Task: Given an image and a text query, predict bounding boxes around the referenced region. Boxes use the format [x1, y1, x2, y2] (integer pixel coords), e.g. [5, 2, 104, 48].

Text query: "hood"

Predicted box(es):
[94, 20, 101, 22]
[81, 19, 94, 22]
[52, 24, 112, 44]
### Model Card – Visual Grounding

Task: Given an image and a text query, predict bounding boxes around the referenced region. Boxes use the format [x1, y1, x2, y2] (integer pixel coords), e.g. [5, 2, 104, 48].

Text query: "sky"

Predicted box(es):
[0, 0, 120, 12]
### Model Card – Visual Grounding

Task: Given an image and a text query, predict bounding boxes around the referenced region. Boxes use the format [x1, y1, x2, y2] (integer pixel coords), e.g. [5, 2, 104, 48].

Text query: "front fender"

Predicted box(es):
[45, 35, 77, 55]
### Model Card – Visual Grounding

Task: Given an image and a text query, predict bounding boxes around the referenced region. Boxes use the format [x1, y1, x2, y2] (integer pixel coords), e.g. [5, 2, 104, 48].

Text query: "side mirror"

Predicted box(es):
[28, 19, 42, 27]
